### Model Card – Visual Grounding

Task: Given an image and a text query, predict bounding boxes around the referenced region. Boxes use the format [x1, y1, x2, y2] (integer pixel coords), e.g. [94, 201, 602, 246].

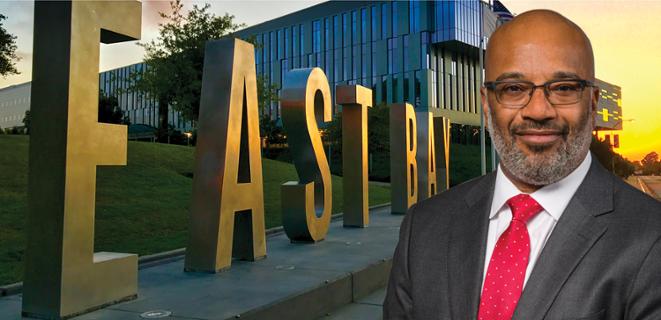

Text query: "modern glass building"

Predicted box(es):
[236, 0, 501, 127]
[1, 0, 510, 134]
[0, 64, 194, 133]
[99, 63, 193, 132]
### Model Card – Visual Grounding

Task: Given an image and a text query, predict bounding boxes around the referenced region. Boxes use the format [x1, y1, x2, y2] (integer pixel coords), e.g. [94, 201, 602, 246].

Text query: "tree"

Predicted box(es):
[98, 94, 130, 125]
[641, 151, 661, 175]
[257, 74, 282, 149]
[590, 136, 636, 178]
[131, 0, 245, 137]
[22, 110, 30, 134]
[0, 14, 19, 77]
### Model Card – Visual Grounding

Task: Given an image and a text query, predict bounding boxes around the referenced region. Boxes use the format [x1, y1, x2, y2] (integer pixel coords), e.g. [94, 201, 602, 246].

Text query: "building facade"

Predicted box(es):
[99, 63, 193, 132]
[0, 82, 30, 130]
[236, 0, 501, 126]
[1, 0, 508, 133]
[594, 78, 624, 148]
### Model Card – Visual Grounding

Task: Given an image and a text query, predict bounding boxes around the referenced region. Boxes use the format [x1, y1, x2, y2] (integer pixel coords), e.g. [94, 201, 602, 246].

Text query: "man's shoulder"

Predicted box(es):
[408, 173, 494, 221]
[611, 176, 661, 225]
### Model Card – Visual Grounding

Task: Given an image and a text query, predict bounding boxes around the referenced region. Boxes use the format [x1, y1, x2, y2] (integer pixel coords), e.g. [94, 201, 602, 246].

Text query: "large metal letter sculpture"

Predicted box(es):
[185, 39, 266, 273]
[434, 117, 451, 192]
[390, 103, 418, 214]
[281, 68, 333, 242]
[336, 85, 372, 227]
[23, 1, 140, 318]
[416, 112, 437, 200]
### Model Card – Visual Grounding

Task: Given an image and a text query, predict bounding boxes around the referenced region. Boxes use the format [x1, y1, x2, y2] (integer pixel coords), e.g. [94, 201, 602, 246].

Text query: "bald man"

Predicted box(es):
[384, 10, 661, 320]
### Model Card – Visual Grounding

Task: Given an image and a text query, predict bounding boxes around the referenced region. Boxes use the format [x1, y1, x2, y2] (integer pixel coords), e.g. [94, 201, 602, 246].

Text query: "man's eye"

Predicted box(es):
[551, 83, 580, 92]
[501, 85, 525, 93]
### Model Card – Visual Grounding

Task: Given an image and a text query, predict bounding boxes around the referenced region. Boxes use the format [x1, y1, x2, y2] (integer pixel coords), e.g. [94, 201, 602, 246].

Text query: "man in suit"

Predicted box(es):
[384, 9, 661, 320]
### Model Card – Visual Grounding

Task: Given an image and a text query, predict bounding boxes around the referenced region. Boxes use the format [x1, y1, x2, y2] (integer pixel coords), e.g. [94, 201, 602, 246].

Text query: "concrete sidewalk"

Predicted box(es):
[0, 206, 402, 320]
[318, 288, 385, 320]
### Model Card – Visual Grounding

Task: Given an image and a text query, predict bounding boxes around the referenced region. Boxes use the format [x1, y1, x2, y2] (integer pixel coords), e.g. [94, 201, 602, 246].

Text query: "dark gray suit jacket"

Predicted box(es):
[384, 159, 661, 319]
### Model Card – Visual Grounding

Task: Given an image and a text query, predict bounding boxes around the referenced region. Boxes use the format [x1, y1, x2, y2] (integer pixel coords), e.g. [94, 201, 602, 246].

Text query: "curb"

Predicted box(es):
[0, 203, 392, 297]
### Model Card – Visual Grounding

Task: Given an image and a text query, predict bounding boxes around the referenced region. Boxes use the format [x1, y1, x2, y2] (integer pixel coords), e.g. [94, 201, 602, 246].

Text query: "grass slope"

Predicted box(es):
[0, 135, 390, 285]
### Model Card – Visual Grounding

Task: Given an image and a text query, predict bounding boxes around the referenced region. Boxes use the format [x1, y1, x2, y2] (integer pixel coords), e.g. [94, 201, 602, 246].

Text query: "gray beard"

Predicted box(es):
[486, 107, 592, 186]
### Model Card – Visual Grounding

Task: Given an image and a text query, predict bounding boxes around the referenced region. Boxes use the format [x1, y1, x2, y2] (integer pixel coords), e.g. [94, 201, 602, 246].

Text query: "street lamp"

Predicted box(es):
[184, 132, 192, 146]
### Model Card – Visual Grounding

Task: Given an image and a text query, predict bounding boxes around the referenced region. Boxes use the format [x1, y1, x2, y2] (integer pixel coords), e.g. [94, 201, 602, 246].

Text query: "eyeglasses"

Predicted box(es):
[483, 79, 596, 108]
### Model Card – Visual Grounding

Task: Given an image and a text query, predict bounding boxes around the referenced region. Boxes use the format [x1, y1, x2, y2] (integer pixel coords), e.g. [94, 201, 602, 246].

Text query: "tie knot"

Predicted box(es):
[506, 194, 543, 223]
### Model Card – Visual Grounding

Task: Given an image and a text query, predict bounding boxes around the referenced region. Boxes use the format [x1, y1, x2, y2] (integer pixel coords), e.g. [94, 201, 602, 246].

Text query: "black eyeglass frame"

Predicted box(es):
[483, 79, 598, 108]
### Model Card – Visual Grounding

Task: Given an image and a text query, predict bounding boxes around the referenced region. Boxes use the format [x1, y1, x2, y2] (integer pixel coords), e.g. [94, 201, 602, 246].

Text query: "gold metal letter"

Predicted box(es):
[23, 1, 141, 318]
[390, 103, 418, 214]
[280, 68, 333, 242]
[336, 85, 372, 227]
[185, 38, 266, 272]
[416, 112, 437, 200]
[434, 117, 451, 192]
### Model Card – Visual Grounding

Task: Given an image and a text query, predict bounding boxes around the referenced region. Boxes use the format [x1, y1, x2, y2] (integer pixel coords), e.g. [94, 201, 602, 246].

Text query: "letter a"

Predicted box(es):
[23, 2, 141, 318]
[185, 38, 266, 272]
[390, 103, 418, 214]
[416, 112, 437, 200]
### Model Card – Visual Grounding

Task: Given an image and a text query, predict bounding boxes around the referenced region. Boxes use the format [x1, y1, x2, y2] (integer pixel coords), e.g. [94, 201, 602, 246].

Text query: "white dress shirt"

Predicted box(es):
[481, 153, 592, 290]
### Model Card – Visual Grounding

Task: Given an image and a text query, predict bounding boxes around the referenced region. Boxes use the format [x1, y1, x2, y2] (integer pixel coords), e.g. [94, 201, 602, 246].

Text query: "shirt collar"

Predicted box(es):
[490, 152, 592, 221]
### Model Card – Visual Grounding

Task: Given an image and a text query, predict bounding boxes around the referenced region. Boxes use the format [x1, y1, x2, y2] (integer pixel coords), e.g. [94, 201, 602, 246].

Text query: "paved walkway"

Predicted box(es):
[318, 288, 385, 320]
[0, 206, 402, 320]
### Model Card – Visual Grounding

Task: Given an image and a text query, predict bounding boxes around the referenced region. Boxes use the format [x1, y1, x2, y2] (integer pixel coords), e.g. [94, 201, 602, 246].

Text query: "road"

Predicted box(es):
[635, 176, 661, 200]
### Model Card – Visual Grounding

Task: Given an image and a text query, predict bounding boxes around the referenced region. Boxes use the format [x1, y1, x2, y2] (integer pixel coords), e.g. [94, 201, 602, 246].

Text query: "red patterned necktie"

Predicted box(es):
[477, 194, 543, 320]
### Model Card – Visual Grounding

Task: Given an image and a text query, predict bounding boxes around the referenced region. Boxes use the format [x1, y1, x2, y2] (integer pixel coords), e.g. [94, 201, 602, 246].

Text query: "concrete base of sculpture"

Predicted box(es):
[0, 205, 401, 320]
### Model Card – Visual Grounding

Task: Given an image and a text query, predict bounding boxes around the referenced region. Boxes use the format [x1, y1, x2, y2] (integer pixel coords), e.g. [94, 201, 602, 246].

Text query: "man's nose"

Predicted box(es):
[520, 87, 556, 121]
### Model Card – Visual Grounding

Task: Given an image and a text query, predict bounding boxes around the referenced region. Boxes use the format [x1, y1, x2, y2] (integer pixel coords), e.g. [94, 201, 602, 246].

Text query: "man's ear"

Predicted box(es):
[589, 86, 599, 129]
[480, 86, 490, 125]
[591, 86, 600, 113]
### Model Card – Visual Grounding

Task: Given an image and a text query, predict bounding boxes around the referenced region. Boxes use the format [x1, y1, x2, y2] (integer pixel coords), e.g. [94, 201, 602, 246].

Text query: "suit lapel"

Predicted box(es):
[447, 173, 495, 319]
[513, 159, 614, 320]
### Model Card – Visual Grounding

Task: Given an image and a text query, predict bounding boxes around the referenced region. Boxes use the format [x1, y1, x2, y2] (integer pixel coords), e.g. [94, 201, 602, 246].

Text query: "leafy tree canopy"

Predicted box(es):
[132, 0, 245, 123]
[0, 14, 20, 77]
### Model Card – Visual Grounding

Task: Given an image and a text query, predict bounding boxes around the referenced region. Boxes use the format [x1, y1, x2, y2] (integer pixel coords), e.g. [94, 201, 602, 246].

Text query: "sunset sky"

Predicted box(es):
[0, 0, 658, 161]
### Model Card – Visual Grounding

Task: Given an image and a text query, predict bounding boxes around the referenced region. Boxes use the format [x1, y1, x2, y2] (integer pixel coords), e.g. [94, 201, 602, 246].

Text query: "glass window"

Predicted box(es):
[403, 35, 409, 72]
[382, 75, 388, 104]
[292, 26, 298, 68]
[352, 11, 358, 45]
[404, 72, 410, 102]
[300, 24, 305, 59]
[361, 8, 367, 44]
[381, 3, 389, 39]
[285, 28, 290, 58]
[392, 2, 398, 37]
[371, 6, 379, 41]
[343, 13, 349, 47]
[414, 70, 422, 107]
[421, 31, 430, 70]
[362, 43, 368, 79]
[277, 29, 283, 59]
[313, 20, 321, 53]
[371, 43, 378, 77]
[270, 31, 276, 61]
[344, 47, 350, 81]
[335, 48, 343, 81]
[324, 18, 330, 51]
[393, 74, 399, 102]
[334, 15, 340, 49]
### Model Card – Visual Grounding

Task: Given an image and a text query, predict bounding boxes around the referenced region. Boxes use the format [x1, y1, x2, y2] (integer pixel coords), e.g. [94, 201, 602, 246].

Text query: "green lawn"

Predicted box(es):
[0, 135, 390, 286]
[450, 142, 495, 186]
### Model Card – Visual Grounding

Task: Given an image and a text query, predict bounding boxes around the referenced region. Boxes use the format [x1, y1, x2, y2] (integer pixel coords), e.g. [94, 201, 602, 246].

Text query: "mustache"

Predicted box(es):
[510, 121, 569, 135]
